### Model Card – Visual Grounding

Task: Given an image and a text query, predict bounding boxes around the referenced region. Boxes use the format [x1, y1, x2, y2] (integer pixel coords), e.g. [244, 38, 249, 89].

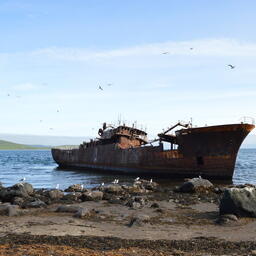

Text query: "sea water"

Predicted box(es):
[0, 149, 255, 189]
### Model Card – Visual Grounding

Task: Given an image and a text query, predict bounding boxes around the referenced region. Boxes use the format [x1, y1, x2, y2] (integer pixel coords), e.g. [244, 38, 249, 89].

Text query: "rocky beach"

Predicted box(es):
[0, 178, 255, 255]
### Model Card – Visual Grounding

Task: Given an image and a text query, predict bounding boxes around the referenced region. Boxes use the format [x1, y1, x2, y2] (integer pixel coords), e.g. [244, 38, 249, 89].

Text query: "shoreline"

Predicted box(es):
[0, 179, 256, 255]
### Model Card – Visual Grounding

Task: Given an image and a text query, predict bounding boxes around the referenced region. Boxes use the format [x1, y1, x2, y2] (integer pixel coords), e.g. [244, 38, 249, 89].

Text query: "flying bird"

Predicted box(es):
[57, 110, 60, 113]
[190, 47, 193, 50]
[162, 52, 169, 55]
[98, 86, 103, 90]
[228, 64, 235, 69]
[20, 177, 26, 182]
[107, 83, 112, 86]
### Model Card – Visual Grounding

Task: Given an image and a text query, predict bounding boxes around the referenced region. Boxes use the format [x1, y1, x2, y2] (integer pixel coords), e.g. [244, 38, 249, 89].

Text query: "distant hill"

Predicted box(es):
[0, 140, 49, 150]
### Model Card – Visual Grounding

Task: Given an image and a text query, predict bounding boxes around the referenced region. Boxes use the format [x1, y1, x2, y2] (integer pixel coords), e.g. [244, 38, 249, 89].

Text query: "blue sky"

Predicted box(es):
[0, 0, 256, 140]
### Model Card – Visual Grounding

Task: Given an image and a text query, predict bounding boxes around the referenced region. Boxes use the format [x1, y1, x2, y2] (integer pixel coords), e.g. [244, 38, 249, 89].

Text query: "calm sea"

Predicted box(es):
[0, 149, 255, 189]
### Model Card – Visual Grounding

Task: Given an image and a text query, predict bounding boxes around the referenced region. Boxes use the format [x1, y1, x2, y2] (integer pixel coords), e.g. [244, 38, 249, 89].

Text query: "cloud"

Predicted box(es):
[27, 38, 256, 62]
[12, 83, 42, 91]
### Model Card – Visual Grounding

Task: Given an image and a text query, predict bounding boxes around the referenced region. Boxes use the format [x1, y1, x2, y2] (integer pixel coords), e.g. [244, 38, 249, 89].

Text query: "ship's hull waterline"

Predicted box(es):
[51, 123, 255, 179]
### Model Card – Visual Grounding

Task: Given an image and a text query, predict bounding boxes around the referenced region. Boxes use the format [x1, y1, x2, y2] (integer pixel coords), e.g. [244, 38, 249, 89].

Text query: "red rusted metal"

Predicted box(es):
[51, 122, 255, 179]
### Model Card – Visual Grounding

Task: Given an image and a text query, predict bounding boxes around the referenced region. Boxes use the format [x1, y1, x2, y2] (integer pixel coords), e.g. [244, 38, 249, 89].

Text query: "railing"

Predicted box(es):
[239, 116, 255, 125]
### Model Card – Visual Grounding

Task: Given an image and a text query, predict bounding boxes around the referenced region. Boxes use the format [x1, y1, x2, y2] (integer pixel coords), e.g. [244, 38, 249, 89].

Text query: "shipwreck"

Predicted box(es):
[51, 119, 255, 179]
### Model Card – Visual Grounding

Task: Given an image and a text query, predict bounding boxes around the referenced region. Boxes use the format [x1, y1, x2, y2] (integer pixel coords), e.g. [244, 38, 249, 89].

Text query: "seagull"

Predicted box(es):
[135, 177, 140, 181]
[162, 52, 169, 55]
[40, 120, 43, 123]
[7, 94, 10, 97]
[112, 179, 119, 184]
[228, 64, 235, 69]
[190, 47, 193, 50]
[20, 177, 26, 182]
[49, 128, 53, 130]
[199, 175, 202, 179]
[81, 184, 84, 190]
[150, 179, 153, 183]
[107, 83, 112, 86]
[98, 85, 103, 90]
[55, 184, 60, 189]
[57, 110, 60, 113]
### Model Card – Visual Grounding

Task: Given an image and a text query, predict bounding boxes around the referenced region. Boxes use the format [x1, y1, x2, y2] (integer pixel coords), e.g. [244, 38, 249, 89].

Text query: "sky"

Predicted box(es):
[0, 0, 256, 144]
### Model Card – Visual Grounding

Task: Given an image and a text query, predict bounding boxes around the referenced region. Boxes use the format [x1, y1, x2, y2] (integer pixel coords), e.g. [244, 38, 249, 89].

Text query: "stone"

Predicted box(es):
[105, 185, 123, 194]
[7, 205, 19, 216]
[12, 197, 25, 206]
[219, 187, 256, 217]
[56, 205, 82, 213]
[25, 199, 46, 208]
[176, 178, 213, 193]
[216, 214, 238, 225]
[73, 208, 91, 218]
[48, 189, 64, 200]
[0, 204, 19, 216]
[65, 184, 86, 192]
[81, 191, 103, 201]
[11, 182, 34, 196]
[126, 196, 147, 209]
[62, 192, 82, 202]
[128, 214, 150, 227]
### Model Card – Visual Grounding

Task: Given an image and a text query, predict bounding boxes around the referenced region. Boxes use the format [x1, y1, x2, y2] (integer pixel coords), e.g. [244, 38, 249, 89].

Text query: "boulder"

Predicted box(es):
[12, 197, 25, 206]
[81, 191, 103, 201]
[65, 184, 86, 192]
[24, 199, 46, 208]
[104, 185, 123, 194]
[56, 205, 82, 213]
[73, 208, 91, 218]
[216, 214, 238, 224]
[176, 178, 213, 193]
[48, 189, 64, 200]
[0, 204, 20, 216]
[219, 187, 256, 217]
[11, 182, 34, 196]
[62, 192, 82, 202]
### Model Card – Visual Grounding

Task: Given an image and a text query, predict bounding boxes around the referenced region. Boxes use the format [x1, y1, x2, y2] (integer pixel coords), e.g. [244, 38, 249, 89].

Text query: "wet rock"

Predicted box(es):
[176, 178, 213, 193]
[81, 191, 103, 201]
[24, 199, 46, 208]
[48, 189, 64, 200]
[65, 184, 86, 193]
[56, 205, 82, 213]
[73, 208, 91, 218]
[219, 187, 256, 217]
[128, 214, 150, 227]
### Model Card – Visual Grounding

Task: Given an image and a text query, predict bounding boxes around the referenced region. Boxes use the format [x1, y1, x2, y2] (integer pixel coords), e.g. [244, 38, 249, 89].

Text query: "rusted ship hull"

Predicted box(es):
[51, 123, 254, 179]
